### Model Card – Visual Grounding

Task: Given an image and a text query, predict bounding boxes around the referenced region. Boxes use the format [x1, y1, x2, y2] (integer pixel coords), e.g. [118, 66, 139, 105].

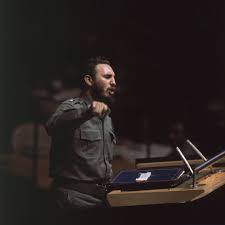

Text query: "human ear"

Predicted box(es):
[84, 75, 93, 87]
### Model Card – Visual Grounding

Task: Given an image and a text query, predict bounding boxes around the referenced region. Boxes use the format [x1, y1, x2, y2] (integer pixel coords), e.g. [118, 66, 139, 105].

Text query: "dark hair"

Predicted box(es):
[80, 56, 111, 90]
[85, 56, 111, 78]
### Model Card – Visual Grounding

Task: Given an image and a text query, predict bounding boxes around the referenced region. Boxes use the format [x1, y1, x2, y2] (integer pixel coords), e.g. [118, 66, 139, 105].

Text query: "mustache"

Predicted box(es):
[108, 86, 116, 91]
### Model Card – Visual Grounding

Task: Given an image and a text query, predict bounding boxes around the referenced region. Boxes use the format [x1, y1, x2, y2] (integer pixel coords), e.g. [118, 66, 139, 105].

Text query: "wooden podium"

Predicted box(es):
[107, 155, 225, 207]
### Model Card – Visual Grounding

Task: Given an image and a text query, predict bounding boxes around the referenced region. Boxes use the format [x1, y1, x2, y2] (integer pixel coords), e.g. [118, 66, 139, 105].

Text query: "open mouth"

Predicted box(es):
[108, 88, 116, 95]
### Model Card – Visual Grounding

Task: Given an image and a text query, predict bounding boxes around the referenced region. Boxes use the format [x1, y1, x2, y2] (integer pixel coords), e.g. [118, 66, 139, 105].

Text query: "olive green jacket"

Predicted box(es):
[46, 96, 116, 182]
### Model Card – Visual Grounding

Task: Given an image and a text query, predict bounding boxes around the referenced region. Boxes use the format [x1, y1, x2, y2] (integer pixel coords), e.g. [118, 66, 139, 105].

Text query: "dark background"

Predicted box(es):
[1, 1, 225, 225]
[1, 0, 225, 154]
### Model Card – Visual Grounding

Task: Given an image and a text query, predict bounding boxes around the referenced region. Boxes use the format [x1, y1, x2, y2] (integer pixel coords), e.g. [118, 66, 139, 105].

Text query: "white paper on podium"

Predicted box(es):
[135, 172, 151, 182]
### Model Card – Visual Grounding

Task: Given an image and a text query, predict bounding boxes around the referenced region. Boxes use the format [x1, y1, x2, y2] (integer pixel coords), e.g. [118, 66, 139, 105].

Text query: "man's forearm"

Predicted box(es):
[46, 107, 93, 134]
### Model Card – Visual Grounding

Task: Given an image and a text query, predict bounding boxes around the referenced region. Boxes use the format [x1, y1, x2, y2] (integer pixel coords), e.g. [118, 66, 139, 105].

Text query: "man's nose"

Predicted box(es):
[110, 77, 116, 86]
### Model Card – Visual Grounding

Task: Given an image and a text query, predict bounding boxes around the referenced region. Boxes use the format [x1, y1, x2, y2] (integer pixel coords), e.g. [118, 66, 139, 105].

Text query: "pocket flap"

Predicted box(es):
[80, 129, 102, 141]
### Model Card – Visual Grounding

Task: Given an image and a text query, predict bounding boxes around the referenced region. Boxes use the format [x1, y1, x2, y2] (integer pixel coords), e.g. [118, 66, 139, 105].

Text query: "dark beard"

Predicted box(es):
[91, 85, 114, 105]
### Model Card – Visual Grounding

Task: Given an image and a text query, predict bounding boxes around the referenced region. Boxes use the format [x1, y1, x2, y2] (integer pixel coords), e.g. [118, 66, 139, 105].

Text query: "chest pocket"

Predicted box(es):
[74, 128, 102, 158]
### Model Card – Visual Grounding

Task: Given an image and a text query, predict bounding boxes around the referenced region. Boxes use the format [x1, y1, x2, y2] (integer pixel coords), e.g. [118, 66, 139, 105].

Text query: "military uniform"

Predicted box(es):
[46, 96, 116, 209]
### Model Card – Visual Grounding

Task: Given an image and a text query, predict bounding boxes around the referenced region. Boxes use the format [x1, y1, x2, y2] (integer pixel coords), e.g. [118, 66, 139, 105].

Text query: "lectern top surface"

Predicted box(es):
[110, 167, 187, 190]
[112, 168, 185, 184]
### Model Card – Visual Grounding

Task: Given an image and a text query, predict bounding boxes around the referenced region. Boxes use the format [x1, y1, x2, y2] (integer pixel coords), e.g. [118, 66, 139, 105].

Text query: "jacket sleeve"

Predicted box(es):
[45, 100, 92, 135]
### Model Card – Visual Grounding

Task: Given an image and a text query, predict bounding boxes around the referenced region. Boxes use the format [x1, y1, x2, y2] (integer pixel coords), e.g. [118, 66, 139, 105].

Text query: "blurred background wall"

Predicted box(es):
[1, 0, 225, 156]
